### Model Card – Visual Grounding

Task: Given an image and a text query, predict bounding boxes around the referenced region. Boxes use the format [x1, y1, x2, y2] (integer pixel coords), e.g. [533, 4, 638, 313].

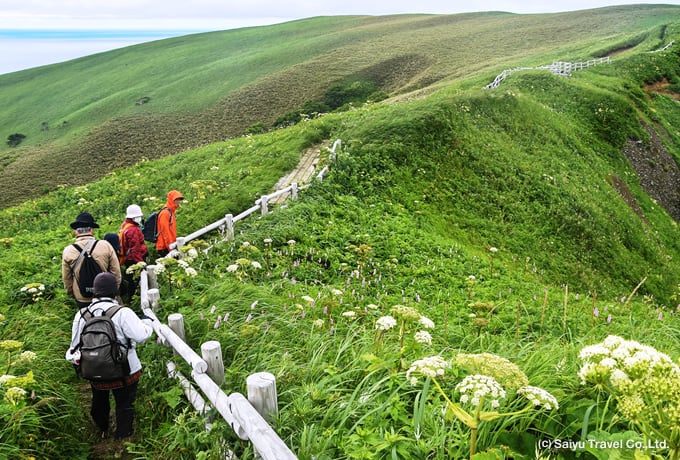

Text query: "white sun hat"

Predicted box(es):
[126, 204, 144, 219]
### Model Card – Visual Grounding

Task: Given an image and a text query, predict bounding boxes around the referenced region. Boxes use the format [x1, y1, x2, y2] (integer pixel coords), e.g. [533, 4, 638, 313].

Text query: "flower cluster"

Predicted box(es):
[375, 315, 397, 331]
[19, 283, 45, 303]
[226, 257, 262, 281]
[455, 353, 529, 390]
[456, 374, 506, 409]
[578, 335, 680, 450]
[578, 335, 680, 387]
[155, 257, 199, 286]
[374, 305, 435, 352]
[414, 330, 432, 345]
[517, 385, 559, 410]
[390, 304, 421, 322]
[0, 340, 36, 408]
[406, 355, 451, 385]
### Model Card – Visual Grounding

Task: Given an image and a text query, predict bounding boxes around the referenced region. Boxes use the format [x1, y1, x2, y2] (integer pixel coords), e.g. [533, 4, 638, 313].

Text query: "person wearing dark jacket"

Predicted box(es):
[66, 272, 153, 440]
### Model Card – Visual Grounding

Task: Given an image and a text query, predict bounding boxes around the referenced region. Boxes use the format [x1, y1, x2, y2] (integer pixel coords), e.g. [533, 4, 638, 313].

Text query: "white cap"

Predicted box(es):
[126, 204, 144, 219]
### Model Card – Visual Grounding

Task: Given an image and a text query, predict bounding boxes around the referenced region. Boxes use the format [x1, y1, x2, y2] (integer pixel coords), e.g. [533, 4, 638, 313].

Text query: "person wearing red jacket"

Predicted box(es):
[119, 204, 148, 304]
[155, 190, 184, 257]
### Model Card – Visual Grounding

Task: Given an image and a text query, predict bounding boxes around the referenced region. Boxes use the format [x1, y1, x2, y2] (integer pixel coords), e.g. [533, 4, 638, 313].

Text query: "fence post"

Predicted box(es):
[148, 288, 160, 312]
[147, 265, 159, 289]
[175, 236, 186, 250]
[225, 214, 234, 241]
[201, 340, 225, 385]
[168, 313, 186, 354]
[291, 183, 298, 200]
[246, 372, 278, 423]
[261, 195, 269, 215]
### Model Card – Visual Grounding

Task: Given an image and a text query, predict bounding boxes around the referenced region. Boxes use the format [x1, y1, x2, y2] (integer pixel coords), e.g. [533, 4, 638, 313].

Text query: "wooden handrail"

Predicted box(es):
[136, 140, 345, 458]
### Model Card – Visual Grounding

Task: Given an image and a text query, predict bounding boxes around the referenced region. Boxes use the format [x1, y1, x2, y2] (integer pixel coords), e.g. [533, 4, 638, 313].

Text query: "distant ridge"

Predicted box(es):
[0, 5, 679, 208]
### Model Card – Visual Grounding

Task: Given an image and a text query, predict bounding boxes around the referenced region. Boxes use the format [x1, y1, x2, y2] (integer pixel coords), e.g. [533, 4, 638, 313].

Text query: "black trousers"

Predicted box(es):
[120, 266, 138, 305]
[90, 381, 138, 439]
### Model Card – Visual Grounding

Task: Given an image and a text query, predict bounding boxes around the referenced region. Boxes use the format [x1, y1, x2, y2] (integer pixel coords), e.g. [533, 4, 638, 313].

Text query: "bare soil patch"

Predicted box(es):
[620, 122, 680, 221]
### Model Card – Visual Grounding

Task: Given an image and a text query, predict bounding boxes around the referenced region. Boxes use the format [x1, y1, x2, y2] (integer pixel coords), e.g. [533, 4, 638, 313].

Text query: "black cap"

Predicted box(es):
[70, 212, 99, 229]
[93, 272, 118, 297]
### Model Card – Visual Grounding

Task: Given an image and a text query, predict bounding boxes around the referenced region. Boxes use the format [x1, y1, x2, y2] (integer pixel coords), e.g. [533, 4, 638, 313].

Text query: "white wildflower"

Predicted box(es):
[406, 356, 450, 385]
[455, 374, 506, 409]
[517, 385, 559, 410]
[414, 330, 432, 345]
[418, 316, 435, 329]
[375, 315, 397, 331]
[4, 387, 27, 406]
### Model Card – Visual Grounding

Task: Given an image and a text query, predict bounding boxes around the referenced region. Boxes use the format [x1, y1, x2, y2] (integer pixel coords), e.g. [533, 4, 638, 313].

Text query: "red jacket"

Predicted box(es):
[120, 218, 148, 264]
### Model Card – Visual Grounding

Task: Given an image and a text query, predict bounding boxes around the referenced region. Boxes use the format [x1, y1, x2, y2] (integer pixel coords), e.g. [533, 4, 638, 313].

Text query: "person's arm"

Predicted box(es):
[61, 247, 75, 297]
[120, 308, 153, 344]
[65, 311, 84, 361]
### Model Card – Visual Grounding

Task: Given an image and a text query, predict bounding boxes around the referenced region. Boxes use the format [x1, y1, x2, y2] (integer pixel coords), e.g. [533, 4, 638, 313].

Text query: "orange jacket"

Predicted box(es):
[155, 190, 183, 252]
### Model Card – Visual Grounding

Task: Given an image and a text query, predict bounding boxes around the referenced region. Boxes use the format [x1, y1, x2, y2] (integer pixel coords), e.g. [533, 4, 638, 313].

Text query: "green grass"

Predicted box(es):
[2, 5, 680, 459]
[1, 6, 680, 207]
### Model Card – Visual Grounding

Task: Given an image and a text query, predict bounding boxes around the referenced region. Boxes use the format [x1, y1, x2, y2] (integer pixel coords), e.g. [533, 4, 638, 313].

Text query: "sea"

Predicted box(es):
[0, 30, 197, 76]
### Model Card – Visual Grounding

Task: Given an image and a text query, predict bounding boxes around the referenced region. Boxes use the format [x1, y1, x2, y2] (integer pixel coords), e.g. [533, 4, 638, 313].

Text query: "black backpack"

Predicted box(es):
[77, 303, 130, 381]
[142, 207, 171, 243]
[72, 240, 104, 298]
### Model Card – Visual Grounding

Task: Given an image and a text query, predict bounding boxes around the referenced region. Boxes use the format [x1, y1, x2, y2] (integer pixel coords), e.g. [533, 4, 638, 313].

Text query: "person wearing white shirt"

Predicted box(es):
[66, 272, 154, 440]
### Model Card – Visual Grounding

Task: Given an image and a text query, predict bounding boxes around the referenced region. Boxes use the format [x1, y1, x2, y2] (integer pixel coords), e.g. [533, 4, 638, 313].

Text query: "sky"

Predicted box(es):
[1, 0, 679, 75]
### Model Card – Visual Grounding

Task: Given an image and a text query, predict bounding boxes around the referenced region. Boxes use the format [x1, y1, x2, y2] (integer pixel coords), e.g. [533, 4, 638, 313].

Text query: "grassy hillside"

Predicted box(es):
[1, 5, 679, 207]
[2, 6, 680, 460]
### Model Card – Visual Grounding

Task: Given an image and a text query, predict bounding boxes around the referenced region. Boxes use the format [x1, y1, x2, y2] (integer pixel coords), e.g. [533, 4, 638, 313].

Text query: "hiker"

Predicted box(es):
[156, 190, 184, 257]
[103, 233, 121, 253]
[62, 212, 121, 308]
[66, 272, 154, 441]
[119, 204, 148, 304]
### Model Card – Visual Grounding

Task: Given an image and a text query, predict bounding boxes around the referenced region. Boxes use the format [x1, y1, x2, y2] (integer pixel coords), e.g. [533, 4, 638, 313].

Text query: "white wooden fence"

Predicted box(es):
[135, 139, 342, 458]
[485, 39, 677, 89]
[484, 57, 611, 89]
[170, 138, 342, 251]
[650, 40, 674, 53]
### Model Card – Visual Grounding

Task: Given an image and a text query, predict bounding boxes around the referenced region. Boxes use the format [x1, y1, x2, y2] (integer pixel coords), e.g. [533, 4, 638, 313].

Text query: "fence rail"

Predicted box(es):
[484, 57, 611, 89]
[171, 139, 342, 251]
[136, 139, 343, 458]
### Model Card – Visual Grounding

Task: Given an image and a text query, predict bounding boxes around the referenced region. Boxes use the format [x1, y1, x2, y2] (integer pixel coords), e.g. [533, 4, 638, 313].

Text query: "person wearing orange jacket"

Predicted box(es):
[156, 190, 184, 257]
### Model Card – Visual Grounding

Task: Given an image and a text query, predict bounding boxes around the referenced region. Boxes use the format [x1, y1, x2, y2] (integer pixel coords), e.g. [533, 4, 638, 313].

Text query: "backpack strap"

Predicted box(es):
[104, 304, 130, 351]
[71, 239, 99, 275]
